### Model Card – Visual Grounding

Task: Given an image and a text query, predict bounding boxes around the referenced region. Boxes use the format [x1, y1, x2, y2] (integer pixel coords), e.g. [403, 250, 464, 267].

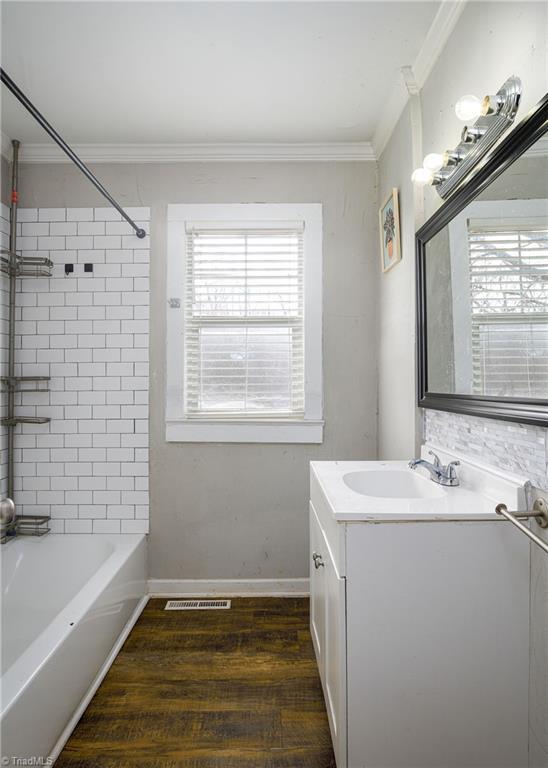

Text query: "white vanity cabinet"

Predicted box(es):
[309, 502, 346, 768]
[309, 456, 531, 768]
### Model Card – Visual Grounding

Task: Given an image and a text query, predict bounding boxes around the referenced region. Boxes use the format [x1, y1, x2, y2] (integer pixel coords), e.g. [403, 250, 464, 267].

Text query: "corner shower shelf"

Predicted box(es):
[0, 250, 53, 277]
[1, 416, 51, 426]
[1, 378, 52, 426]
[1, 376, 51, 392]
[16, 514, 50, 537]
[1, 377, 51, 424]
[1, 137, 55, 542]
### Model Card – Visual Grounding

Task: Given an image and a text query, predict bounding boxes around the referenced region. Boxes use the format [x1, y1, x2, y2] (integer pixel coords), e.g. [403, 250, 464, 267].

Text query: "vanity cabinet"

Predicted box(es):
[309, 503, 346, 768]
[309, 459, 531, 768]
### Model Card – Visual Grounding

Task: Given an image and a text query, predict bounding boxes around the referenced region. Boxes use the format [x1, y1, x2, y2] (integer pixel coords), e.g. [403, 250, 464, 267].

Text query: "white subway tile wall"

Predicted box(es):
[424, 409, 548, 490]
[10, 206, 150, 533]
[1, 204, 10, 498]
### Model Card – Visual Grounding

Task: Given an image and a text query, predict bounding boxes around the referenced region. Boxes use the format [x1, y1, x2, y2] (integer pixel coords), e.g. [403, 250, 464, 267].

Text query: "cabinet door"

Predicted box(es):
[309, 501, 326, 677]
[310, 501, 347, 767]
[323, 526, 347, 768]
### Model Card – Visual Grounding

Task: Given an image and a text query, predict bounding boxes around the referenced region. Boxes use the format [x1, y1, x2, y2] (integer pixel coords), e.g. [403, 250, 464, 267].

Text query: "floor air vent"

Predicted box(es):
[164, 599, 231, 610]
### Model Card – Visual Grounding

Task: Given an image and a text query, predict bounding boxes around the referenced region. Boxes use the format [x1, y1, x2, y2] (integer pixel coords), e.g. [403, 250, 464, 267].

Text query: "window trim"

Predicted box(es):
[166, 203, 323, 443]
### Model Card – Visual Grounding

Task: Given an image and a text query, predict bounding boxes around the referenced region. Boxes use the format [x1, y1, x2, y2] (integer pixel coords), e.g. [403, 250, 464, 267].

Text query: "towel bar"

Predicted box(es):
[495, 498, 548, 555]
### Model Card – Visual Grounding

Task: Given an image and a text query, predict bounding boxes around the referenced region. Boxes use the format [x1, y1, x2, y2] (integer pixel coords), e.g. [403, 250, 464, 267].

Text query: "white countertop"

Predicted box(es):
[311, 446, 529, 522]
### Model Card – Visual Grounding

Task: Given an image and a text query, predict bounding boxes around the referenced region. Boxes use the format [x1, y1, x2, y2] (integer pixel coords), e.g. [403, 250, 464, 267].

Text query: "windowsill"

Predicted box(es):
[165, 418, 324, 444]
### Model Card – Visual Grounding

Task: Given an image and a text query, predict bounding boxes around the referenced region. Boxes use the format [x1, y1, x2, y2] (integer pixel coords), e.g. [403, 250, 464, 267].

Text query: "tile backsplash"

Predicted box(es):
[423, 409, 547, 490]
[3, 204, 150, 533]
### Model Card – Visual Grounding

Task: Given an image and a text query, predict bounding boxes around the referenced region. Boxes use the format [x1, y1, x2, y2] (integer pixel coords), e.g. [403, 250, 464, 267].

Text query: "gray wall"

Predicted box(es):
[18, 160, 378, 579]
[377, 103, 419, 458]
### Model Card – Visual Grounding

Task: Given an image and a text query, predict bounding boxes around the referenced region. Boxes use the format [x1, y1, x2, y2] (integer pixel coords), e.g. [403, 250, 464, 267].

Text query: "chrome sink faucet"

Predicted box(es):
[408, 451, 460, 487]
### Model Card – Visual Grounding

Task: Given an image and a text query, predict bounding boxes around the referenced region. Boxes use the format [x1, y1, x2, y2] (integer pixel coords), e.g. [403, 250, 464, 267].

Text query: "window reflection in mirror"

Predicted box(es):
[425, 131, 548, 398]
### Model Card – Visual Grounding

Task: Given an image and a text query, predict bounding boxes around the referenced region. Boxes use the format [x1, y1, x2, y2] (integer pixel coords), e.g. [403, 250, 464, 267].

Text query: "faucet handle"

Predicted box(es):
[428, 450, 441, 468]
[446, 460, 460, 478]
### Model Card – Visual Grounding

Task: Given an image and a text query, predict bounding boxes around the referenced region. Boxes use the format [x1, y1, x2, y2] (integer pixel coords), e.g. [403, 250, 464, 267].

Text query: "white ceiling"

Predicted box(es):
[1, 1, 440, 146]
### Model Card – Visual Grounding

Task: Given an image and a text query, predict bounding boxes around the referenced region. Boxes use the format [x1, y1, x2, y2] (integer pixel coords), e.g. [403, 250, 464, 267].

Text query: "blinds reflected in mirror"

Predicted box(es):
[184, 227, 305, 417]
[468, 218, 548, 397]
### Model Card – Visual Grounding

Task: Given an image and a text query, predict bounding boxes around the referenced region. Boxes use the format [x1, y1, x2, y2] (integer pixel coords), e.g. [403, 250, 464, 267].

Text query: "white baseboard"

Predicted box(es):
[49, 595, 149, 764]
[147, 578, 310, 598]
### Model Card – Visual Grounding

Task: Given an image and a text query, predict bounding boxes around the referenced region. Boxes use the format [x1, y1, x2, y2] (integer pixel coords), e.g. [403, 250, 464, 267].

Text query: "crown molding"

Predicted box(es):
[372, 0, 467, 158]
[412, 0, 467, 89]
[17, 141, 376, 164]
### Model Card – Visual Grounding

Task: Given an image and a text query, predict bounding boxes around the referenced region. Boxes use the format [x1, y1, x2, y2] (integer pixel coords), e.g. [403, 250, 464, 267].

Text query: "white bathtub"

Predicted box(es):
[1, 534, 147, 762]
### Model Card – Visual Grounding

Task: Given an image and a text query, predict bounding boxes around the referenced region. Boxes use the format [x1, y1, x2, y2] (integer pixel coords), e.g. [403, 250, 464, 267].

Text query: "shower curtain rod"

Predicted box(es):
[0, 68, 146, 239]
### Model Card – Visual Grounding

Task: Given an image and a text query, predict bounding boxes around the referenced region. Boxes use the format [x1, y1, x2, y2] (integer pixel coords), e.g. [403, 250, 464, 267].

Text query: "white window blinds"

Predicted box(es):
[468, 218, 548, 397]
[184, 226, 305, 418]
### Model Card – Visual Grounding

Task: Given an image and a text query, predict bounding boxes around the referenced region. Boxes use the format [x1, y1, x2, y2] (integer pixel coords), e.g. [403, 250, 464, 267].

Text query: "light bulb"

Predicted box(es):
[423, 153, 445, 172]
[455, 94, 482, 122]
[411, 167, 433, 186]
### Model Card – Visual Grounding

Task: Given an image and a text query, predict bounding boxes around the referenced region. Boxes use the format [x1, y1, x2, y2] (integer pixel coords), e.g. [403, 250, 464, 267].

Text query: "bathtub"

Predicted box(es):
[1, 534, 147, 762]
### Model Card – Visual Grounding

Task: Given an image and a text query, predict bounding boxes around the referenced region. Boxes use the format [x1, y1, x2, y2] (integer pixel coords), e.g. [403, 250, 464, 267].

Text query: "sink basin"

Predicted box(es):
[343, 470, 445, 499]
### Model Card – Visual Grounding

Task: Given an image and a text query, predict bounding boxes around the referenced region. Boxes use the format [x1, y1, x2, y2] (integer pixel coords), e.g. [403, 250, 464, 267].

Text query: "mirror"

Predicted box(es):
[417, 95, 548, 425]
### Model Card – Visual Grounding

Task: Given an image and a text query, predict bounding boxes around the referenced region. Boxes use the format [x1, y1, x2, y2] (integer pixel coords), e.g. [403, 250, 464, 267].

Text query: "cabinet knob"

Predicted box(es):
[312, 551, 325, 569]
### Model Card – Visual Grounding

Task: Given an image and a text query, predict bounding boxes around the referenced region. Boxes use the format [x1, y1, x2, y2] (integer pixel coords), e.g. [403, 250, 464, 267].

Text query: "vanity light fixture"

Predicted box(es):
[411, 75, 522, 198]
[411, 148, 470, 185]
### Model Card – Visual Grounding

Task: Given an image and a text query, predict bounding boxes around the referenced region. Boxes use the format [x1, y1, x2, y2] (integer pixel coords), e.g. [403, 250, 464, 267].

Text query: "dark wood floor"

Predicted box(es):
[56, 597, 336, 768]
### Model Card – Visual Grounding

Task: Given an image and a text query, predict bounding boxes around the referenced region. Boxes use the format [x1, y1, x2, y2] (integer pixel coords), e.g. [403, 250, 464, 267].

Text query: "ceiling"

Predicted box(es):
[1, 1, 439, 146]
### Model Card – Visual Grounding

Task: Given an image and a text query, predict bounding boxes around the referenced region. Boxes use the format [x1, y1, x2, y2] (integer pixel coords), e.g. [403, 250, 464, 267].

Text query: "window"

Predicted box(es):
[468, 214, 548, 397]
[184, 226, 304, 417]
[166, 204, 323, 442]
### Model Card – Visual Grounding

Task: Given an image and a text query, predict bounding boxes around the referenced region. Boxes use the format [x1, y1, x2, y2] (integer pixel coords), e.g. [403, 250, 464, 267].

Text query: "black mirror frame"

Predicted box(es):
[416, 93, 548, 427]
